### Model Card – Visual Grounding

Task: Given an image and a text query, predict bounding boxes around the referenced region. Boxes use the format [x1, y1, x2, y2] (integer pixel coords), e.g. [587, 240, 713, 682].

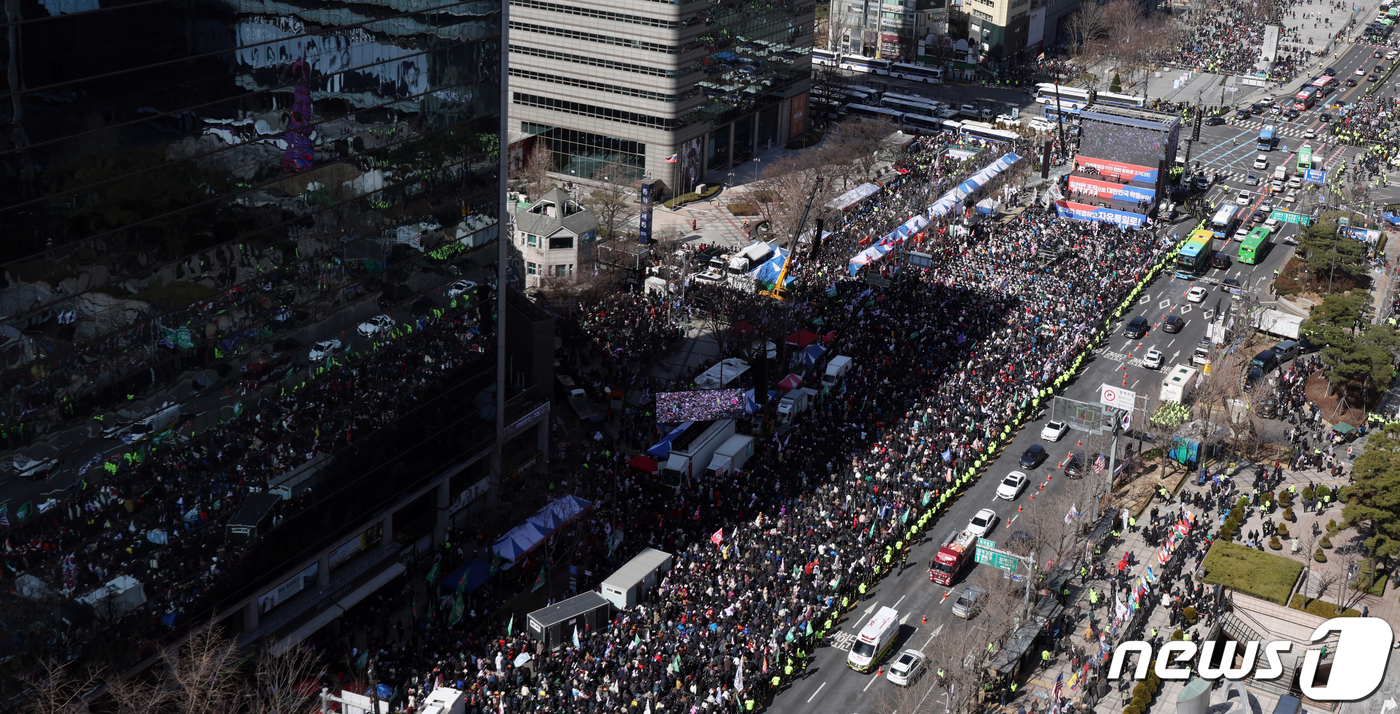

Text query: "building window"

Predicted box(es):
[509, 68, 680, 103]
[509, 0, 683, 29]
[509, 45, 695, 78]
[515, 94, 679, 131]
[972, 9, 992, 19]
[527, 234, 539, 247]
[555, 264, 569, 278]
[526, 262, 538, 275]
[522, 123, 647, 183]
[510, 22, 681, 54]
[1009, 9, 1026, 20]
[549, 235, 574, 250]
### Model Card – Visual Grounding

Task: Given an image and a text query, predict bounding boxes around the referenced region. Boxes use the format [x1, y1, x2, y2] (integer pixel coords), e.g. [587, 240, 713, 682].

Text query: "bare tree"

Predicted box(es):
[106, 626, 244, 714]
[511, 145, 555, 200]
[754, 154, 835, 243]
[23, 660, 101, 714]
[250, 645, 327, 714]
[828, 118, 900, 183]
[1064, 4, 1108, 75]
[582, 181, 638, 240]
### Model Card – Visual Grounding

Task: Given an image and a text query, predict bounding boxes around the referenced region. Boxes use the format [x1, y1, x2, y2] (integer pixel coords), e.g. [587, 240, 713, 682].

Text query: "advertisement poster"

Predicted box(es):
[328, 522, 384, 570]
[258, 562, 319, 613]
[678, 137, 703, 196]
[1067, 176, 1157, 204]
[789, 93, 808, 140]
[1053, 200, 1148, 228]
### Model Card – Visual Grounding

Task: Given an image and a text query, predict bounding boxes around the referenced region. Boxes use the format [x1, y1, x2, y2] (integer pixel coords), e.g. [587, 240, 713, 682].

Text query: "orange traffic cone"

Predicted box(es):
[1029, 494, 1035, 500]
[922, 614, 928, 623]
[1018, 505, 1023, 512]
[877, 666, 883, 676]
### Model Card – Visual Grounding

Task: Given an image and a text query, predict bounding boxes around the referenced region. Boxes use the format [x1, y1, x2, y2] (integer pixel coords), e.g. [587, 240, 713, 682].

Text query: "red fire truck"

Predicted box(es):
[928, 530, 978, 585]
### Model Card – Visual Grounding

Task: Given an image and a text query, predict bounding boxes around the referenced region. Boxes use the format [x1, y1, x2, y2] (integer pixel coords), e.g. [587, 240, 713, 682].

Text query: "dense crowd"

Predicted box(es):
[295, 136, 1182, 714]
[0, 294, 494, 651]
[1168, 0, 1317, 80]
[1333, 89, 1400, 188]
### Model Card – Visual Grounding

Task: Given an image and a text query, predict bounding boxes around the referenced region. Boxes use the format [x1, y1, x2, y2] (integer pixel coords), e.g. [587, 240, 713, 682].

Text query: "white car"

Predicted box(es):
[1040, 420, 1069, 442]
[996, 471, 1029, 500]
[447, 279, 479, 298]
[1304, 129, 1317, 139]
[1253, 155, 1269, 170]
[1187, 286, 1208, 303]
[357, 314, 395, 337]
[1236, 191, 1252, 206]
[309, 339, 341, 362]
[1389, 50, 1398, 59]
[1143, 348, 1164, 370]
[1355, 66, 1368, 75]
[967, 508, 998, 537]
[887, 649, 927, 686]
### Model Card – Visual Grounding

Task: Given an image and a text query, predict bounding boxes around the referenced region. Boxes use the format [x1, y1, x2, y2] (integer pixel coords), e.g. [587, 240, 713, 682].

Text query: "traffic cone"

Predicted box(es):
[922, 614, 928, 623]
[1029, 494, 1035, 500]
[877, 666, 883, 676]
[1018, 505, 1023, 512]
[1006, 519, 1012, 527]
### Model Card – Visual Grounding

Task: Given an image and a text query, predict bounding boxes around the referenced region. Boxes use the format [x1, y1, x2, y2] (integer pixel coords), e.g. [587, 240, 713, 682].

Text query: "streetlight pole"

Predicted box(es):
[753, 157, 761, 184]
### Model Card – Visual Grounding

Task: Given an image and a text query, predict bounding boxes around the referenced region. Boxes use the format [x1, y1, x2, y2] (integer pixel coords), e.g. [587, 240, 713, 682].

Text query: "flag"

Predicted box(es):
[456, 564, 470, 595]
[1037, 52, 1046, 61]
[1, 503, 10, 528]
[356, 649, 370, 671]
[665, 154, 678, 163]
[734, 658, 745, 691]
[1050, 673, 1064, 714]
[426, 560, 441, 585]
[532, 565, 547, 592]
[572, 625, 581, 648]
[670, 654, 681, 674]
[449, 595, 465, 626]
[711, 529, 724, 546]
[15, 502, 32, 523]
[489, 551, 503, 576]
[507, 614, 515, 636]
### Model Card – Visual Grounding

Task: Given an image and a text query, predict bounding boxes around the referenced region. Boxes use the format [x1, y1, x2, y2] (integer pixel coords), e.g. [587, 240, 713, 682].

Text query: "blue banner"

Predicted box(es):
[638, 181, 654, 245]
[1052, 200, 1148, 229]
[1304, 169, 1326, 185]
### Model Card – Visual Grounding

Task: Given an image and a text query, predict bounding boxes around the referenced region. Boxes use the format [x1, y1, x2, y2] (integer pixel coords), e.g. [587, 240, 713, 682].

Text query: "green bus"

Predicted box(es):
[1238, 227, 1270, 264]
[1297, 146, 1312, 175]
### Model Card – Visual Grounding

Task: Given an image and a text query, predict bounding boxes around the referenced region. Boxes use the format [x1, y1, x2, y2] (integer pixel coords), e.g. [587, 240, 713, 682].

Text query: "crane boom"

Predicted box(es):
[760, 177, 823, 300]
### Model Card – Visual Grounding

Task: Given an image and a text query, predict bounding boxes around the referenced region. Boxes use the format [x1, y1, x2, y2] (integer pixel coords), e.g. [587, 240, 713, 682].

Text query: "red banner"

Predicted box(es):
[1073, 157, 1158, 184]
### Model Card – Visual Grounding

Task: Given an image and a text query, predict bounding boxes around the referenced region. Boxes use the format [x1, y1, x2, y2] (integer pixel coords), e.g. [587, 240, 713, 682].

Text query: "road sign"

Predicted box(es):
[1304, 169, 1326, 185]
[1099, 384, 1136, 410]
[1270, 209, 1312, 226]
[1051, 395, 1114, 434]
[974, 541, 1021, 572]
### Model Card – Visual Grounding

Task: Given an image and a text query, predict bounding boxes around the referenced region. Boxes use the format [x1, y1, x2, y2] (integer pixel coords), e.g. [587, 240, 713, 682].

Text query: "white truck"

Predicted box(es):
[706, 434, 756, 478]
[663, 419, 737, 481]
[1160, 365, 1199, 403]
[1251, 308, 1303, 340]
[777, 387, 815, 423]
[568, 388, 602, 423]
[727, 242, 776, 287]
[823, 355, 853, 387]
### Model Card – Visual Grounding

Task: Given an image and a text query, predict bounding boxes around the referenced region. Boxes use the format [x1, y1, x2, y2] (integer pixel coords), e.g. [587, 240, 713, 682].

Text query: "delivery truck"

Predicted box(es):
[777, 387, 815, 423]
[568, 388, 602, 423]
[1250, 308, 1303, 340]
[706, 434, 755, 477]
[1160, 365, 1199, 403]
[823, 355, 853, 387]
[663, 419, 736, 482]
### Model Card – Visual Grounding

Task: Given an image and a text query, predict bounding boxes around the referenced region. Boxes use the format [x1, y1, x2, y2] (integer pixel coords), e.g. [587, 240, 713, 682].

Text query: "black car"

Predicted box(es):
[1320, 112, 1333, 122]
[1060, 452, 1087, 478]
[1376, 49, 1385, 58]
[1369, 73, 1380, 82]
[1251, 209, 1267, 223]
[1285, 109, 1300, 120]
[1212, 252, 1231, 270]
[1204, 116, 1226, 126]
[1221, 277, 1242, 293]
[1163, 315, 1187, 333]
[1020, 444, 1047, 469]
[1234, 110, 1251, 120]
[1124, 316, 1150, 338]
[1345, 78, 1358, 86]
[1324, 67, 1338, 76]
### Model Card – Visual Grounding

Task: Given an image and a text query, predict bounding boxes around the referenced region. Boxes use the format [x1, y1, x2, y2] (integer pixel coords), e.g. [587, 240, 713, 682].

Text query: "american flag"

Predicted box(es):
[1050, 673, 1064, 714]
[1094, 453, 1107, 473]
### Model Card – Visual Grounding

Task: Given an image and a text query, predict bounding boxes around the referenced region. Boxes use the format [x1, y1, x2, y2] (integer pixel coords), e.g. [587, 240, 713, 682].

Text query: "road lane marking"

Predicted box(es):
[807, 682, 827, 703]
[921, 624, 945, 649]
[893, 595, 906, 610]
[864, 673, 881, 691]
[1167, 339, 1175, 348]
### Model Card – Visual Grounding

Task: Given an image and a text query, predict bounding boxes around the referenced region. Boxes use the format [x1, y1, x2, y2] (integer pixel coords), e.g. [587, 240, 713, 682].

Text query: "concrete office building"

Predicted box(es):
[508, 0, 816, 194]
[946, 0, 1075, 62]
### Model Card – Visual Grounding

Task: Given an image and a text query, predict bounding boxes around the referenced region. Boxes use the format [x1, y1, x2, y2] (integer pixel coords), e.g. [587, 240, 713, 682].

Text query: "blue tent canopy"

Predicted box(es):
[492, 495, 594, 564]
[439, 559, 492, 594]
[797, 344, 826, 367]
[1384, 212, 1400, 226]
[647, 421, 693, 458]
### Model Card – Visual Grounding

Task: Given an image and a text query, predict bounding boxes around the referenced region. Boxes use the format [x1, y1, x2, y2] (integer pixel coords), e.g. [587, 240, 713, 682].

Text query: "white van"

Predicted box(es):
[847, 606, 900, 672]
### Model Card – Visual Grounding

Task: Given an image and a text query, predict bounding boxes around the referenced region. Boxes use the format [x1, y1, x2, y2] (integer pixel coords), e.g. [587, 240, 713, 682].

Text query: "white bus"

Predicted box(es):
[840, 55, 893, 75]
[889, 62, 943, 83]
[812, 49, 838, 67]
[1096, 90, 1147, 109]
[847, 104, 905, 122]
[960, 121, 1021, 144]
[881, 96, 938, 116]
[1035, 83, 1092, 110]
[903, 113, 945, 133]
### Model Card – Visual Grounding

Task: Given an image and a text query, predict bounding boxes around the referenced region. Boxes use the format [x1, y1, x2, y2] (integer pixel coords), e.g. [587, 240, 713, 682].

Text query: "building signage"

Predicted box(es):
[505, 401, 550, 440]
[1073, 157, 1158, 184]
[638, 180, 654, 245]
[1053, 200, 1148, 228]
[1067, 176, 1156, 204]
[1269, 209, 1312, 226]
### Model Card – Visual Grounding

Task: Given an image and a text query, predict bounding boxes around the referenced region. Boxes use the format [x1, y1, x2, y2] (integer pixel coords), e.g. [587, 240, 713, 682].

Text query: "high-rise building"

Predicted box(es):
[0, 0, 549, 661]
[507, 0, 815, 194]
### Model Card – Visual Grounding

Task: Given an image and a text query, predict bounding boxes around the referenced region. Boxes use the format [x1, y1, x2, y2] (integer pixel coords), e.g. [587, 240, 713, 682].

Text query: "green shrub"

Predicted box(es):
[1124, 706, 1143, 714]
[728, 203, 759, 216]
[1290, 594, 1361, 618]
[1284, 506, 1295, 521]
[662, 184, 723, 208]
[1327, 519, 1339, 535]
[1184, 606, 1197, 625]
[1269, 535, 1282, 550]
[1302, 485, 1315, 501]
[1171, 629, 1184, 641]
[1276, 522, 1289, 538]
[1199, 541, 1304, 605]
[1314, 547, 1328, 563]
[1279, 490, 1293, 508]
[1320, 536, 1333, 549]
[1110, 73, 1123, 93]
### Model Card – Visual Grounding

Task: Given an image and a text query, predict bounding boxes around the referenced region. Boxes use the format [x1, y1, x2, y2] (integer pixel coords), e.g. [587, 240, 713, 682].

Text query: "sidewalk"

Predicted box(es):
[993, 447, 1399, 714]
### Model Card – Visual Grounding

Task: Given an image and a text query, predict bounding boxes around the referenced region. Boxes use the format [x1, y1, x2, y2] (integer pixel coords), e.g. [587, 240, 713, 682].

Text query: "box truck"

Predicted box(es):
[706, 434, 756, 477]
[663, 419, 736, 480]
[1160, 365, 1199, 403]
[823, 355, 853, 387]
[777, 387, 815, 423]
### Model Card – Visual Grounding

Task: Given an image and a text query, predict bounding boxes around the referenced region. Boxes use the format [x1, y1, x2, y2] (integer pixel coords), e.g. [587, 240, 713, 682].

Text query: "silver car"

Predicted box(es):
[951, 585, 986, 619]
[886, 649, 927, 686]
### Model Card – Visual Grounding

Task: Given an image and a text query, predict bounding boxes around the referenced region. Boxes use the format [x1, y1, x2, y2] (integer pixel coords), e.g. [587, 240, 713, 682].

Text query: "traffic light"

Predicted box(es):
[1087, 89, 1097, 104]
[1191, 111, 1203, 142]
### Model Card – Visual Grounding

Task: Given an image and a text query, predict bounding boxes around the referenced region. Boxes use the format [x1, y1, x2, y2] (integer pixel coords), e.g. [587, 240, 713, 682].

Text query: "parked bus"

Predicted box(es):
[1096, 90, 1147, 109]
[1043, 104, 1081, 123]
[840, 55, 892, 74]
[812, 49, 838, 67]
[960, 121, 1020, 144]
[1311, 75, 1336, 97]
[881, 96, 939, 116]
[902, 113, 945, 133]
[890, 62, 943, 83]
[1297, 146, 1313, 175]
[847, 104, 904, 122]
[1210, 205, 1241, 239]
[1034, 83, 1092, 110]
[1257, 125, 1276, 151]
[1176, 230, 1216, 277]
[1238, 227, 1270, 264]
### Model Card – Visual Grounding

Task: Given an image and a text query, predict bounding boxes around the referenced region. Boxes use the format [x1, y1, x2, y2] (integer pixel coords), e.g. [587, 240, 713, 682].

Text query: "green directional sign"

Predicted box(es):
[974, 539, 1021, 572]
[1270, 209, 1312, 226]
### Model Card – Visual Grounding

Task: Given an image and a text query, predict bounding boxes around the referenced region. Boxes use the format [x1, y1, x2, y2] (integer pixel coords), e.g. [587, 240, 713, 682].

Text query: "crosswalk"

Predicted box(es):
[1229, 119, 1320, 139]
